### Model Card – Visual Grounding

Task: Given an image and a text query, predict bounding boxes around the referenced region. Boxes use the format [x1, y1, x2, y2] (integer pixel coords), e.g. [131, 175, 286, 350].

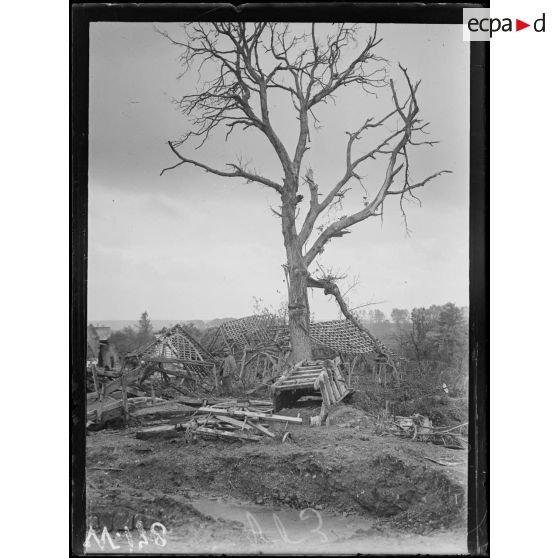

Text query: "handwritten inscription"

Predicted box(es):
[84, 520, 167, 552]
[245, 507, 328, 546]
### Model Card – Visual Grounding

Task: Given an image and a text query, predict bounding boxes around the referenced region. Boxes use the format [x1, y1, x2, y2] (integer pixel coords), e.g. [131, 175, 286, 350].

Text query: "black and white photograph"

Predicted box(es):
[72, 4, 487, 555]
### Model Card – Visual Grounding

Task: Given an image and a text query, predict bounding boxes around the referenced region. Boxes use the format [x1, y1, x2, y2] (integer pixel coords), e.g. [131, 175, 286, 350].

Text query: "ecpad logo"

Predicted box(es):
[463, 9, 546, 41]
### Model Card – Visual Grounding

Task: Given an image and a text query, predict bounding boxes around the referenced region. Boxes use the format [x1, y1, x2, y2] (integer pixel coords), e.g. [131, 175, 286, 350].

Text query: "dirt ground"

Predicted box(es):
[84, 401, 468, 554]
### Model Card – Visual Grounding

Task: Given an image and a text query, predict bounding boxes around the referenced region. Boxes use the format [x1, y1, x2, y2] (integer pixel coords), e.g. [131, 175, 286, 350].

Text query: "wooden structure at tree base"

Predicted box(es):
[270, 359, 352, 413]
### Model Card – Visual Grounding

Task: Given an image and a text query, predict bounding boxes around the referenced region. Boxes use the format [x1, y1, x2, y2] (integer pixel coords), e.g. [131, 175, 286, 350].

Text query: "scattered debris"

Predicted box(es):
[422, 457, 465, 467]
[135, 398, 300, 443]
[388, 415, 468, 449]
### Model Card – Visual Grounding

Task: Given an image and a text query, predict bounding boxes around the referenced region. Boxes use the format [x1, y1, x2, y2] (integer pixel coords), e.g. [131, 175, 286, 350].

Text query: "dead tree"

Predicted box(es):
[160, 23, 451, 362]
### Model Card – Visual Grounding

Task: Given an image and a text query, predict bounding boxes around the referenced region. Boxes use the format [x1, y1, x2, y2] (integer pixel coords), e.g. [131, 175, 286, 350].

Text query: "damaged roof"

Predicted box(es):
[211, 315, 394, 358]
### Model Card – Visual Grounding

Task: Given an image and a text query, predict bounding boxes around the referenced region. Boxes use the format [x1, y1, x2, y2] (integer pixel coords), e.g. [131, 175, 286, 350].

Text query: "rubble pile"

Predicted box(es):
[387, 414, 468, 450]
[135, 398, 301, 443]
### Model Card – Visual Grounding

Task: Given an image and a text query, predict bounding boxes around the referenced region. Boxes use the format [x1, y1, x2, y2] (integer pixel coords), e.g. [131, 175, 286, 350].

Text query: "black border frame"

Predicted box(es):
[71, 3, 489, 555]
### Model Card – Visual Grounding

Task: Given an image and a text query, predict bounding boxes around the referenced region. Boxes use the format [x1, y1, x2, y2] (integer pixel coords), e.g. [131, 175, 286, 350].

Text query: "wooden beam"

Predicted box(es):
[318, 375, 332, 406]
[214, 414, 254, 430]
[143, 357, 213, 367]
[277, 376, 318, 384]
[329, 376, 342, 402]
[136, 425, 181, 440]
[197, 406, 302, 424]
[285, 373, 323, 380]
[195, 426, 262, 442]
[246, 420, 275, 438]
[274, 382, 316, 391]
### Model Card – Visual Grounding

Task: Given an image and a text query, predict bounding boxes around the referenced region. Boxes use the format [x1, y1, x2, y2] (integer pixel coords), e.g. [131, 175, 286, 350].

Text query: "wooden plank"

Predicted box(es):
[132, 407, 197, 422]
[318, 375, 332, 406]
[292, 367, 324, 374]
[214, 414, 255, 430]
[331, 365, 345, 382]
[143, 357, 213, 367]
[87, 395, 117, 415]
[288, 372, 323, 379]
[274, 383, 316, 392]
[324, 376, 337, 404]
[333, 376, 348, 396]
[124, 385, 149, 397]
[337, 388, 354, 403]
[276, 378, 317, 386]
[246, 420, 275, 438]
[329, 375, 342, 402]
[197, 406, 302, 424]
[103, 377, 122, 396]
[136, 425, 181, 440]
[279, 379, 320, 387]
[102, 366, 142, 396]
[94, 370, 120, 379]
[93, 400, 125, 425]
[195, 426, 262, 442]
[127, 396, 166, 407]
[247, 399, 273, 406]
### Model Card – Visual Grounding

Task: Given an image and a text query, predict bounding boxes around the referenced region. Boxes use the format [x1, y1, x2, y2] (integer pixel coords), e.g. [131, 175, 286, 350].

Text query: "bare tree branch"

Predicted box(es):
[302, 65, 449, 265]
[160, 23, 388, 194]
[161, 141, 283, 193]
[307, 273, 397, 368]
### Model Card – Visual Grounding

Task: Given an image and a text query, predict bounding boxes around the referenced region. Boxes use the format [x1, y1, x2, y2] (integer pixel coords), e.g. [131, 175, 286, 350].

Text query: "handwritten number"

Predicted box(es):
[150, 522, 168, 547]
[245, 511, 266, 545]
[273, 514, 305, 544]
[136, 520, 149, 550]
[300, 508, 328, 543]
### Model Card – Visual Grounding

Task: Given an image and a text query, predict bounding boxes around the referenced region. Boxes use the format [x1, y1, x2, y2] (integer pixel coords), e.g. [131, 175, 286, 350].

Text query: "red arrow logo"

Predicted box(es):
[516, 19, 530, 31]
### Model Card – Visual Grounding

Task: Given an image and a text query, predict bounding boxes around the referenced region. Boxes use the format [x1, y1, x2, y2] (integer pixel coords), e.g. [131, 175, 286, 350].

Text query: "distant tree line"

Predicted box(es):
[109, 311, 206, 356]
[109, 311, 155, 356]
[359, 303, 468, 393]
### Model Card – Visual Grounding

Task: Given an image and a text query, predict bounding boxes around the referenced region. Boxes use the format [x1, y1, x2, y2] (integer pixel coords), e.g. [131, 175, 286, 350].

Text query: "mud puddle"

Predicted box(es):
[178, 494, 467, 555]
[191, 494, 369, 544]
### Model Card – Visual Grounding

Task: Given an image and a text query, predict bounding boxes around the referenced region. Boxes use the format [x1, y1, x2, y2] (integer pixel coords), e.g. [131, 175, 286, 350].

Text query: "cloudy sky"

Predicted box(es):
[88, 22, 469, 322]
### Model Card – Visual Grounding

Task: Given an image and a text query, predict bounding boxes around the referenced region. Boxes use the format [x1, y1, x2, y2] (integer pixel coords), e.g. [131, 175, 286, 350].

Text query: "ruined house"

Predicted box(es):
[201, 315, 400, 387]
[134, 324, 215, 391]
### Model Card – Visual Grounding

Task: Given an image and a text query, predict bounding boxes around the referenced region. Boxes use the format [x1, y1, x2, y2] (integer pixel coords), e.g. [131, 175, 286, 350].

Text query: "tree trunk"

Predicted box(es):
[286, 255, 312, 362]
[282, 185, 313, 363]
